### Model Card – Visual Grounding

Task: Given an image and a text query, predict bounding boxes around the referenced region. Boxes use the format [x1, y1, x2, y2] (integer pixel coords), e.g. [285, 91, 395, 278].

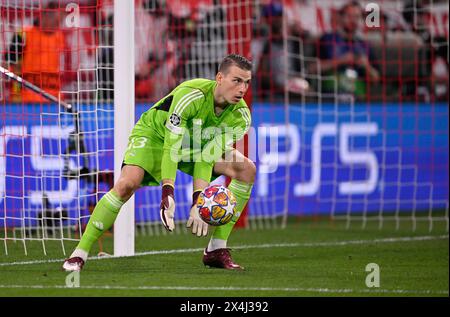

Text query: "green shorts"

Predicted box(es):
[122, 124, 219, 187]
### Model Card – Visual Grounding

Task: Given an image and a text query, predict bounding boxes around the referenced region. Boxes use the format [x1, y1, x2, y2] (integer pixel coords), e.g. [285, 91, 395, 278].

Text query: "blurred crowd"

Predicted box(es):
[1, 0, 448, 104]
[254, 0, 449, 102]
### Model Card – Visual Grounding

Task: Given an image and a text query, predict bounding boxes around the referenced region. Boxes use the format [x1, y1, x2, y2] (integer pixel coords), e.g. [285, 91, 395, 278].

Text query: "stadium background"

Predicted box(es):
[0, 0, 448, 248]
[0, 0, 448, 298]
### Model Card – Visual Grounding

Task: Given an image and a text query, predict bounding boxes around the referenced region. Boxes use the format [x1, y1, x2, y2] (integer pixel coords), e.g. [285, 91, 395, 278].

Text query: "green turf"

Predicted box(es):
[0, 218, 448, 297]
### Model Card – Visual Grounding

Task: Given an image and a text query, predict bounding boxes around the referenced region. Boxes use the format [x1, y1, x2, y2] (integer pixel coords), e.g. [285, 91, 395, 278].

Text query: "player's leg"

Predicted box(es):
[63, 165, 144, 271]
[64, 125, 163, 271]
[77, 165, 144, 252]
[203, 149, 256, 269]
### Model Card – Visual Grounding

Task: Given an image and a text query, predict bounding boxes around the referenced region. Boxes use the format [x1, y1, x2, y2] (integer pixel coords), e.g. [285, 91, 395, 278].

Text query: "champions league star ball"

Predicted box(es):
[196, 185, 237, 226]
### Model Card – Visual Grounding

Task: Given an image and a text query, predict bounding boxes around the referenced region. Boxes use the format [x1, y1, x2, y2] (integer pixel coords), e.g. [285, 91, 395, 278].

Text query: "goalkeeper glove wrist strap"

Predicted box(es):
[192, 190, 202, 207]
[162, 184, 174, 199]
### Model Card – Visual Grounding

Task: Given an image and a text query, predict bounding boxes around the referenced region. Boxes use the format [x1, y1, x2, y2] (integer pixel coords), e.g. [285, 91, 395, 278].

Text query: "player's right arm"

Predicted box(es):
[159, 88, 204, 232]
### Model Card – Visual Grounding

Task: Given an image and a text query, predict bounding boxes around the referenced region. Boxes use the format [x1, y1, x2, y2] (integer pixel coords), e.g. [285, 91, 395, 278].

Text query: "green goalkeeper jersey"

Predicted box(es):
[134, 78, 251, 183]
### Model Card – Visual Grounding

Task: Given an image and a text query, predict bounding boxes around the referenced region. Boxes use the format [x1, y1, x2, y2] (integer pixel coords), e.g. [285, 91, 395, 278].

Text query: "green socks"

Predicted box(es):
[76, 181, 252, 255]
[76, 190, 124, 253]
[211, 179, 253, 241]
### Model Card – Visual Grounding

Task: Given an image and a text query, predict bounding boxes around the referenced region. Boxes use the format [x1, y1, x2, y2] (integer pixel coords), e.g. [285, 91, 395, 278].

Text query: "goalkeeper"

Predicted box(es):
[63, 54, 254, 271]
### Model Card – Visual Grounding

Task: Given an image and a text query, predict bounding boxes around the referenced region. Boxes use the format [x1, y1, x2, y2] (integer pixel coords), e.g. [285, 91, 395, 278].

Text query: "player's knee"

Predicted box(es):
[235, 159, 256, 183]
[114, 178, 139, 200]
[246, 160, 256, 182]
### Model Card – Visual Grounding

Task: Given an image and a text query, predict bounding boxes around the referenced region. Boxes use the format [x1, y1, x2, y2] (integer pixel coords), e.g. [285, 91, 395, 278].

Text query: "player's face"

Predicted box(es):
[216, 65, 251, 104]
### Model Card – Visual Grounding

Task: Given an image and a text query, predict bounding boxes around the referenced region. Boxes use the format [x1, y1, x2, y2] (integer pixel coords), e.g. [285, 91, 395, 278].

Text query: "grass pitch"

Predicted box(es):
[0, 218, 448, 297]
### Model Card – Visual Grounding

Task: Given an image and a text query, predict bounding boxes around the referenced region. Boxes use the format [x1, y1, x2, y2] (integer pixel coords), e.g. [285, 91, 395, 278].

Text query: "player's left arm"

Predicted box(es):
[187, 107, 251, 236]
[192, 107, 251, 184]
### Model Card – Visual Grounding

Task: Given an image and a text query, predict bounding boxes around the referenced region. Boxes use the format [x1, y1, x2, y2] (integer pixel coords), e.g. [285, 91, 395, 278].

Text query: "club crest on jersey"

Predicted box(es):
[169, 113, 181, 127]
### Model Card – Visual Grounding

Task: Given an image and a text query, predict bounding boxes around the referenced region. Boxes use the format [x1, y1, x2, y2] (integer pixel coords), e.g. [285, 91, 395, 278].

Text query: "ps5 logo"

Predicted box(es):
[0, 125, 77, 205]
[258, 122, 379, 196]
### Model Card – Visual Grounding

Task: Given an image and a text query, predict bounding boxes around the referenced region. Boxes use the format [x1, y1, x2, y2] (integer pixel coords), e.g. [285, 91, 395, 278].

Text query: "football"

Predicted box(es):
[196, 185, 237, 226]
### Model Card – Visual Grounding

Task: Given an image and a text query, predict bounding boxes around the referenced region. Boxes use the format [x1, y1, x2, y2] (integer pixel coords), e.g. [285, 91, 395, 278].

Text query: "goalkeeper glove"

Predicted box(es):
[186, 190, 209, 237]
[160, 184, 175, 232]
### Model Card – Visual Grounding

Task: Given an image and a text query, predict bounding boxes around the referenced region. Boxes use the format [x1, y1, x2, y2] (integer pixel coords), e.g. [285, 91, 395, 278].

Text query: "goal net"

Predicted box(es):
[0, 0, 114, 255]
[131, 0, 449, 232]
[0, 0, 448, 256]
[265, 0, 448, 230]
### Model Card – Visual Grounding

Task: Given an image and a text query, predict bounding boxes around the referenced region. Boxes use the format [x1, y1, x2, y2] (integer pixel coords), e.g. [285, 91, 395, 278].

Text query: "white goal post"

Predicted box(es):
[113, 0, 135, 257]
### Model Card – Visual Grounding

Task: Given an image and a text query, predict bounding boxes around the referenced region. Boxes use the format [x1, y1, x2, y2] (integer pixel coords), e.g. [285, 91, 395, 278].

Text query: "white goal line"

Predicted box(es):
[0, 284, 447, 295]
[0, 234, 448, 267]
